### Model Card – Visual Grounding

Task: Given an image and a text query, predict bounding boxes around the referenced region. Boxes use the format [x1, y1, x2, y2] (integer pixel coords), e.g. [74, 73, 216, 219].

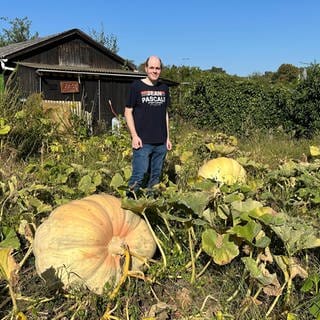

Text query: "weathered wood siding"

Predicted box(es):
[20, 38, 123, 69]
[14, 66, 132, 128]
[15, 66, 39, 96]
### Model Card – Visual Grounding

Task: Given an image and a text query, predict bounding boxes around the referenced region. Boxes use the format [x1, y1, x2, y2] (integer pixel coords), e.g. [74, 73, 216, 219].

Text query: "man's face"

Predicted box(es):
[145, 57, 161, 82]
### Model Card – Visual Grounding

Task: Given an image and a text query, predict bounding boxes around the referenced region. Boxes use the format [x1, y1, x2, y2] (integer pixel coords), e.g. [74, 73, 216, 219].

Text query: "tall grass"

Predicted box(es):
[239, 132, 318, 168]
[172, 119, 317, 169]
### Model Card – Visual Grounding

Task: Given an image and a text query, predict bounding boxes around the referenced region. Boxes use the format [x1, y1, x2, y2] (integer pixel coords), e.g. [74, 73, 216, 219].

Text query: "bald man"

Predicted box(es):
[124, 56, 172, 197]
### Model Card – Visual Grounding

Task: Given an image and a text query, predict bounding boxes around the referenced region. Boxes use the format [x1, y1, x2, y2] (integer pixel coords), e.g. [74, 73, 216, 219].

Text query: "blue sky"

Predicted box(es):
[1, 0, 319, 76]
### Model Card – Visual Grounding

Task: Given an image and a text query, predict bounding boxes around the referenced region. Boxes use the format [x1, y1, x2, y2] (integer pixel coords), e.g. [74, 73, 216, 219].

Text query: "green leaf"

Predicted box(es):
[92, 172, 102, 186]
[0, 228, 20, 249]
[0, 118, 10, 135]
[310, 145, 320, 157]
[231, 199, 263, 225]
[248, 206, 286, 226]
[286, 313, 298, 320]
[28, 196, 52, 214]
[309, 294, 320, 318]
[0, 124, 10, 135]
[176, 191, 213, 216]
[78, 174, 96, 194]
[121, 197, 161, 214]
[241, 257, 275, 286]
[224, 192, 245, 204]
[110, 173, 124, 189]
[231, 199, 263, 213]
[271, 217, 320, 255]
[202, 208, 217, 225]
[229, 220, 262, 243]
[255, 235, 271, 248]
[301, 274, 320, 293]
[202, 228, 239, 265]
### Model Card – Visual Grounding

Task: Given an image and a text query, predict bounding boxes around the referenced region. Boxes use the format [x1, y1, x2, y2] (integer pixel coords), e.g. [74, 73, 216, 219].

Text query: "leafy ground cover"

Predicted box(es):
[1, 121, 320, 320]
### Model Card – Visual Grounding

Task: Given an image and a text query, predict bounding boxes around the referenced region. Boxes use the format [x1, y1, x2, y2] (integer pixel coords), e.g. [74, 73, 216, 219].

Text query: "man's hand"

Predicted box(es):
[132, 135, 143, 149]
[166, 139, 172, 151]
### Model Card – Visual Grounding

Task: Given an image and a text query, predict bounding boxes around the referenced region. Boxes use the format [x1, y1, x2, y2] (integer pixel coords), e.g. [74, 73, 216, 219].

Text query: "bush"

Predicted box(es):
[181, 73, 291, 137]
[5, 93, 57, 159]
[288, 63, 320, 138]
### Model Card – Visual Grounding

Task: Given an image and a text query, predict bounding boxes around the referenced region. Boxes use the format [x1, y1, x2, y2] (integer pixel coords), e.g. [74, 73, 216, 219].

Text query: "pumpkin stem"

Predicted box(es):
[141, 209, 167, 270]
[101, 247, 131, 320]
[107, 236, 126, 255]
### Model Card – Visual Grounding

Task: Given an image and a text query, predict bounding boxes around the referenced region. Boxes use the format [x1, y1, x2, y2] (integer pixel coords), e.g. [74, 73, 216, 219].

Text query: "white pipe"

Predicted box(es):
[0, 59, 15, 71]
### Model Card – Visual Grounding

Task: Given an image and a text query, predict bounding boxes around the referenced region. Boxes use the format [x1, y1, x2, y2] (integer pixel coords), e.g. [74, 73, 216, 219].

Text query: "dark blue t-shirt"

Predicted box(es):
[126, 80, 170, 144]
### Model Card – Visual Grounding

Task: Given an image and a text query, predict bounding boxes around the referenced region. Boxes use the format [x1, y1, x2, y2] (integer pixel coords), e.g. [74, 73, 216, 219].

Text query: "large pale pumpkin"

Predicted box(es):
[198, 157, 246, 185]
[33, 194, 156, 294]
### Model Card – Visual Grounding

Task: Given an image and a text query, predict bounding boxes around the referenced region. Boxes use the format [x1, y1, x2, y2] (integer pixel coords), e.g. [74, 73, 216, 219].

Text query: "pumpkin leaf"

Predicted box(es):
[229, 220, 262, 243]
[231, 199, 263, 213]
[301, 273, 320, 293]
[202, 229, 239, 265]
[202, 208, 217, 225]
[271, 217, 320, 255]
[122, 166, 132, 180]
[110, 173, 124, 189]
[0, 227, 20, 249]
[309, 296, 320, 319]
[28, 196, 52, 214]
[16, 312, 27, 320]
[241, 257, 277, 286]
[92, 172, 102, 186]
[175, 191, 213, 216]
[0, 118, 11, 135]
[255, 233, 271, 248]
[224, 192, 245, 204]
[179, 150, 193, 163]
[274, 255, 308, 282]
[163, 212, 193, 223]
[310, 145, 320, 157]
[248, 206, 286, 226]
[121, 197, 162, 214]
[0, 247, 19, 283]
[78, 174, 101, 194]
[205, 143, 236, 155]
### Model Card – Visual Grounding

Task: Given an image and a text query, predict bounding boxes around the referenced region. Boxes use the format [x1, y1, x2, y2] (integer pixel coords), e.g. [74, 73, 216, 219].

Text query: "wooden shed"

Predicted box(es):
[0, 28, 177, 132]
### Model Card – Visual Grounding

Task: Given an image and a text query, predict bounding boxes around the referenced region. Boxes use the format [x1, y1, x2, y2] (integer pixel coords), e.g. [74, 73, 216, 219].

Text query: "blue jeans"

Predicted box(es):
[128, 143, 167, 192]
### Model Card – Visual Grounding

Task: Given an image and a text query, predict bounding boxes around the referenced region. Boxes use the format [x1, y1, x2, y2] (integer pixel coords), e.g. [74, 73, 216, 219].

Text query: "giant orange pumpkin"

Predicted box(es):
[198, 157, 246, 185]
[33, 194, 156, 294]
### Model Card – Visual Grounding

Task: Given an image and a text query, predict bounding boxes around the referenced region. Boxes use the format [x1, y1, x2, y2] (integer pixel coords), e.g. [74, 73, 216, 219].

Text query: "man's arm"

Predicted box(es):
[124, 107, 142, 149]
[166, 112, 172, 150]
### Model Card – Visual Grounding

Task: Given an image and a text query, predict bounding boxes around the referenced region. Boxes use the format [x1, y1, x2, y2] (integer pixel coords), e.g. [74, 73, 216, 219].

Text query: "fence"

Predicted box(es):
[42, 100, 92, 133]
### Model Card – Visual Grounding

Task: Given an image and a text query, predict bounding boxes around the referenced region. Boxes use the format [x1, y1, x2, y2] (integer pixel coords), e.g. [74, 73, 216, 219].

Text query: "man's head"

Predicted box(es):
[145, 56, 162, 83]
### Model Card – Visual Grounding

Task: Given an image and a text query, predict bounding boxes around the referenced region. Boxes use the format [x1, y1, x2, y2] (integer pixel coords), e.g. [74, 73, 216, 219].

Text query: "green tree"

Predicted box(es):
[207, 66, 226, 74]
[288, 63, 320, 138]
[273, 63, 300, 83]
[0, 16, 38, 46]
[88, 23, 119, 54]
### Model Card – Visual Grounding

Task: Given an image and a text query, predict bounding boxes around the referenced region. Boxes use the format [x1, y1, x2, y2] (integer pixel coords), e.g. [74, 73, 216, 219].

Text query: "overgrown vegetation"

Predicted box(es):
[1, 64, 320, 320]
[164, 63, 319, 139]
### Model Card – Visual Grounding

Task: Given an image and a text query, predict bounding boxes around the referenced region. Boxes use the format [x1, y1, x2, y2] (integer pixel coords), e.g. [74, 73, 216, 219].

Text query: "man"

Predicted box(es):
[124, 55, 172, 197]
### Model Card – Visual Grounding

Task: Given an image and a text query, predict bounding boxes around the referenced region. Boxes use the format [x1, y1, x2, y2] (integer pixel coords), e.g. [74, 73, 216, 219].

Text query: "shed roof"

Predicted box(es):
[0, 28, 179, 86]
[17, 61, 178, 86]
[0, 28, 136, 70]
[17, 61, 144, 77]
